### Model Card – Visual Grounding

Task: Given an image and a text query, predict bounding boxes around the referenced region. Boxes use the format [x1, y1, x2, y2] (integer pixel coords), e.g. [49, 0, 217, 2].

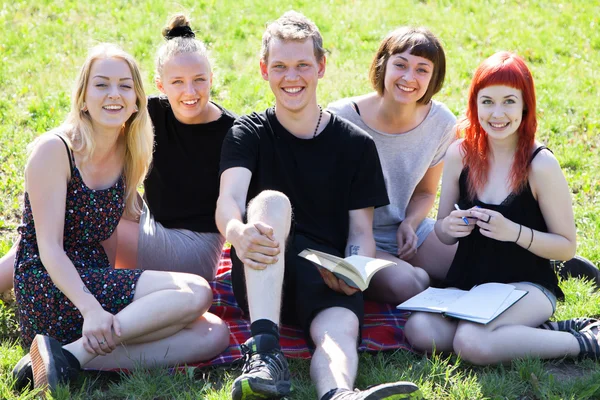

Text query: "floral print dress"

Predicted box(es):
[14, 136, 143, 345]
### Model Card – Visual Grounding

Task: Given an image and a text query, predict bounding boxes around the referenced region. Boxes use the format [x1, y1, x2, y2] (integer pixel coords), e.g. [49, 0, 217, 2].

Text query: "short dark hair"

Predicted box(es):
[261, 11, 325, 64]
[369, 27, 446, 104]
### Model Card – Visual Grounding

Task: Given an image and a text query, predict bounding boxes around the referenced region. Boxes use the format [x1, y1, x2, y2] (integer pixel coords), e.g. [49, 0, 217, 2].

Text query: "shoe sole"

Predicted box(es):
[30, 335, 60, 393]
[231, 377, 292, 400]
[363, 381, 422, 399]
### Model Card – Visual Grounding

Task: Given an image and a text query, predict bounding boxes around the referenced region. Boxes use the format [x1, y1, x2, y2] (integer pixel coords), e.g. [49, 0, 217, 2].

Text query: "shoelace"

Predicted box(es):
[239, 345, 286, 376]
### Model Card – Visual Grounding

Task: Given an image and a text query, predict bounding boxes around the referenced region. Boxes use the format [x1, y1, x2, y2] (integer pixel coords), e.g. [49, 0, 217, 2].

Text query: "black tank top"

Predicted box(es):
[442, 146, 564, 299]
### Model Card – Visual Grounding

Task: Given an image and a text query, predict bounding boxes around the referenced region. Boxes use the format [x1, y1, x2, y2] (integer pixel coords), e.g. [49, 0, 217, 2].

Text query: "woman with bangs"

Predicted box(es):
[404, 51, 600, 363]
[328, 27, 457, 303]
[10, 43, 229, 394]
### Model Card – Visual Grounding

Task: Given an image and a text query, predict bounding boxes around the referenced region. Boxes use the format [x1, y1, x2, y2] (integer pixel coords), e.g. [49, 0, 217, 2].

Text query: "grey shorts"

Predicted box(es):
[519, 281, 558, 313]
[137, 201, 225, 281]
[375, 217, 435, 255]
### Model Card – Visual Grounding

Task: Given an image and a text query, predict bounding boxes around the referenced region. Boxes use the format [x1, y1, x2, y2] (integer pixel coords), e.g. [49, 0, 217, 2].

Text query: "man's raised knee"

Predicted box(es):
[247, 190, 291, 220]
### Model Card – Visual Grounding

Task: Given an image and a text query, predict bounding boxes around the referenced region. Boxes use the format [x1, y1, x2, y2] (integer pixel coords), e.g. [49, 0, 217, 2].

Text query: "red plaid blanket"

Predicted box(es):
[192, 248, 414, 368]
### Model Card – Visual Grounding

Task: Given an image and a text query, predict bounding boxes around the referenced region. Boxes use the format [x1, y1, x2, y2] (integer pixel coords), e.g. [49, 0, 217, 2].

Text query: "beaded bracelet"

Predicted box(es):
[526, 228, 534, 250]
[515, 224, 522, 243]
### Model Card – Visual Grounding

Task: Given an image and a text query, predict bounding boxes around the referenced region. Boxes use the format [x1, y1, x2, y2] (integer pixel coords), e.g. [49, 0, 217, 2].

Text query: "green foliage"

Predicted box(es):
[1, 0, 599, 399]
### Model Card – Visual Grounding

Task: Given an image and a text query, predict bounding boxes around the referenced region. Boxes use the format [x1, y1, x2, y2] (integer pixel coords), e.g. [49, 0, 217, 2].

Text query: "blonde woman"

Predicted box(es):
[11, 43, 229, 394]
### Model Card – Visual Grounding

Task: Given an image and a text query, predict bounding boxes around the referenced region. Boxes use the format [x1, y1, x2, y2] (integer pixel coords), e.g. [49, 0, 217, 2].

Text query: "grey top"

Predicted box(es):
[327, 98, 456, 252]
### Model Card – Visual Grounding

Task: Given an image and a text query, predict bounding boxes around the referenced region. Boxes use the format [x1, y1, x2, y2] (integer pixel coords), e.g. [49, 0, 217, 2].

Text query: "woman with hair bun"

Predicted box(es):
[328, 27, 457, 303]
[0, 14, 235, 284]
[10, 43, 229, 394]
[404, 51, 600, 364]
[113, 13, 237, 280]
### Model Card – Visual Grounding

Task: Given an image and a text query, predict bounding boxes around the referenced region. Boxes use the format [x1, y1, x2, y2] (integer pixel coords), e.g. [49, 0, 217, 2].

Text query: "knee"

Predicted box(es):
[248, 190, 291, 220]
[404, 313, 439, 351]
[190, 315, 231, 360]
[183, 275, 213, 317]
[453, 325, 493, 365]
[310, 308, 359, 347]
[379, 269, 429, 303]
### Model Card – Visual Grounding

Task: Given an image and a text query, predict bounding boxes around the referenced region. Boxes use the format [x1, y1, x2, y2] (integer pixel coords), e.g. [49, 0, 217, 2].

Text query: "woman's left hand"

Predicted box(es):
[470, 208, 521, 243]
[396, 222, 418, 261]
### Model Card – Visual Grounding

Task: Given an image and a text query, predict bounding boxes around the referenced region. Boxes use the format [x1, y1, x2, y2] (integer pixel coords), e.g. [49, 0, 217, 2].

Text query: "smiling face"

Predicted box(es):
[383, 51, 434, 105]
[157, 52, 213, 124]
[260, 38, 325, 114]
[477, 85, 524, 141]
[85, 57, 137, 133]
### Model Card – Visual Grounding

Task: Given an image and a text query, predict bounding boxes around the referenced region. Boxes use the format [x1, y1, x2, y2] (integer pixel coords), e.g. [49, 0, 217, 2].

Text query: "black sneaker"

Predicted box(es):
[30, 334, 80, 393]
[11, 353, 33, 391]
[231, 334, 291, 400]
[330, 382, 422, 399]
[552, 256, 600, 288]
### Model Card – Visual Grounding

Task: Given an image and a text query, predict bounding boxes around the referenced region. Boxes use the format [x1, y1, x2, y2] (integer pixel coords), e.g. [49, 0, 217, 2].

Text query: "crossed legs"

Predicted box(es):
[64, 270, 230, 369]
[405, 282, 580, 364]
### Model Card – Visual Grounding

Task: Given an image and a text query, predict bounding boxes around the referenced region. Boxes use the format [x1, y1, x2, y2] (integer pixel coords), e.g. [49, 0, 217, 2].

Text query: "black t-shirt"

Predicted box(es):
[220, 107, 389, 253]
[145, 95, 237, 232]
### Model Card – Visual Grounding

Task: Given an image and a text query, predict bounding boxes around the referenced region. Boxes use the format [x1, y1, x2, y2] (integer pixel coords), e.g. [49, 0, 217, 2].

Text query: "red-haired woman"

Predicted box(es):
[404, 52, 600, 363]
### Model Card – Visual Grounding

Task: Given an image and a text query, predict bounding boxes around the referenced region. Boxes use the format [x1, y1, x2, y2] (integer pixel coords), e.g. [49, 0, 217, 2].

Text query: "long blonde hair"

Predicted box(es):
[62, 43, 153, 219]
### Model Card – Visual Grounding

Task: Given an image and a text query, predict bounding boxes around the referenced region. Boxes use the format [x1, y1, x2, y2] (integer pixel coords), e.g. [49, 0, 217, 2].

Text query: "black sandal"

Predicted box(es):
[572, 327, 600, 360]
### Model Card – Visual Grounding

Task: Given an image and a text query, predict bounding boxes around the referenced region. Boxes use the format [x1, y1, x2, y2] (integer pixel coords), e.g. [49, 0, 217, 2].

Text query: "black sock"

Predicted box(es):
[250, 319, 280, 341]
[321, 388, 350, 400]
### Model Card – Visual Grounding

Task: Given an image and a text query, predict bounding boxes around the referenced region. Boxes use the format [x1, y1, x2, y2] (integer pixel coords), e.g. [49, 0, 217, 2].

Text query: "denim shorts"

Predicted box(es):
[519, 281, 558, 313]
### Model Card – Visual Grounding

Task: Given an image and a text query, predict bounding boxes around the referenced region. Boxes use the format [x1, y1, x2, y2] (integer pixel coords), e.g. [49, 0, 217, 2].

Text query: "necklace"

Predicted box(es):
[313, 105, 323, 138]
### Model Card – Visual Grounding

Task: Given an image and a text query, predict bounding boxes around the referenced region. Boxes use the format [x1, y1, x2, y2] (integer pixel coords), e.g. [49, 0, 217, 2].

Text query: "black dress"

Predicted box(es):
[442, 147, 564, 300]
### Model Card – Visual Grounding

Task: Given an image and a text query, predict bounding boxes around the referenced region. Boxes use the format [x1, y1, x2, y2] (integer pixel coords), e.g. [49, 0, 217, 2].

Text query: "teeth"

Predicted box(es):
[103, 105, 122, 110]
[283, 87, 302, 93]
[490, 122, 509, 128]
[397, 84, 416, 92]
[182, 100, 198, 105]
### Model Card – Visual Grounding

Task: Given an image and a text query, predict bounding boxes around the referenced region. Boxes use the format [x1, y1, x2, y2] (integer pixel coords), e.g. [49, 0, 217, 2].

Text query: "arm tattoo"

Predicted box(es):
[83, 286, 91, 294]
[349, 245, 360, 255]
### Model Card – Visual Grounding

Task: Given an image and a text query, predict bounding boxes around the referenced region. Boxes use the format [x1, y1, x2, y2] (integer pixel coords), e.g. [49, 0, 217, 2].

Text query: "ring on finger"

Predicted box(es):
[98, 340, 106, 345]
[485, 215, 492, 223]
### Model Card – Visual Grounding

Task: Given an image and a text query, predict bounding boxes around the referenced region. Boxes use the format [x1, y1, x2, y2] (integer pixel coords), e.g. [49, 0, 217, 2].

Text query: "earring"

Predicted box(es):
[80, 102, 88, 112]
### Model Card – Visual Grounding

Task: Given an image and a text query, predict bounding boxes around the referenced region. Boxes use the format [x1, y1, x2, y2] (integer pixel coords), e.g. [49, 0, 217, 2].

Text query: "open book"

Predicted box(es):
[298, 248, 396, 291]
[396, 283, 528, 324]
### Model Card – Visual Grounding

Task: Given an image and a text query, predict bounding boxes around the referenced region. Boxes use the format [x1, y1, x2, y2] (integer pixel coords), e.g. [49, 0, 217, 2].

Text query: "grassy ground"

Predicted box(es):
[1, 0, 599, 398]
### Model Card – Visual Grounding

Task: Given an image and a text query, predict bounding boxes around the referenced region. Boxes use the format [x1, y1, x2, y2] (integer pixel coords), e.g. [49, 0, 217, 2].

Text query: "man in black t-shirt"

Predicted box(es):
[216, 11, 421, 400]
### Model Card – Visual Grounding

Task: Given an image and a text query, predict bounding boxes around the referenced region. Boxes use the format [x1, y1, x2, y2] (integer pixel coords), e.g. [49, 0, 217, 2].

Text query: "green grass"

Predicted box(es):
[1, 0, 599, 398]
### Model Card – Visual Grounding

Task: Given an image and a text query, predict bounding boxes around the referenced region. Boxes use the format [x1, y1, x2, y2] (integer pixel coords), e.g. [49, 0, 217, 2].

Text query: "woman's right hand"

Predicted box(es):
[81, 308, 121, 356]
[442, 209, 476, 238]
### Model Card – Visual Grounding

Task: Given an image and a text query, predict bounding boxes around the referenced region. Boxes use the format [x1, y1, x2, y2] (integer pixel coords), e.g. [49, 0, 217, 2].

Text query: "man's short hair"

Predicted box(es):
[369, 27, 446, 105]
[261, 11, 325, 63]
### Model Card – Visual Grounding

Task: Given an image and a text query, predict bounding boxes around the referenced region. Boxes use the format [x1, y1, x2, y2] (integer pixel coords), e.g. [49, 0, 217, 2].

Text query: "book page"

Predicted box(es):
[396, 287, 468, 313]
[445, 283, 516, 320]
[342, 255, 396, 284]
[298, 249, 366, 290]
[456, 289, 528, 324]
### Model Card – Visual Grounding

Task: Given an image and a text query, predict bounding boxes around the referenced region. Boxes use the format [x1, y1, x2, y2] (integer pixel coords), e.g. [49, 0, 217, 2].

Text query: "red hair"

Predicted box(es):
[458, 51, 537, 200]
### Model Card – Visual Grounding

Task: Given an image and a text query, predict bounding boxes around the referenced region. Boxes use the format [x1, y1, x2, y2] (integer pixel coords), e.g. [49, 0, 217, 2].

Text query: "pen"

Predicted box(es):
[454, 204, 469, 225]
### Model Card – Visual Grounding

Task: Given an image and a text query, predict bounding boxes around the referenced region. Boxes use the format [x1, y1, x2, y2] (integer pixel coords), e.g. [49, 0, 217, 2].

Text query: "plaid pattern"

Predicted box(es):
[192, 248, 414, 368]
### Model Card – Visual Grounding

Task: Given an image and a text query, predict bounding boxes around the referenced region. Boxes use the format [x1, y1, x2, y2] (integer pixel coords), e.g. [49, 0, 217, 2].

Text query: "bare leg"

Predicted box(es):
[407, 229, 457, 281]
[452, 283, 579, 365]
[310, 307, 359, 398]
[405, 311, 458, 353]
[244, 190, 291, 324]
[63, 270, 229, 367]
[0, 241, 17, 293]
[366, 250, 430, 303]
[85, 313, 229, 369]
